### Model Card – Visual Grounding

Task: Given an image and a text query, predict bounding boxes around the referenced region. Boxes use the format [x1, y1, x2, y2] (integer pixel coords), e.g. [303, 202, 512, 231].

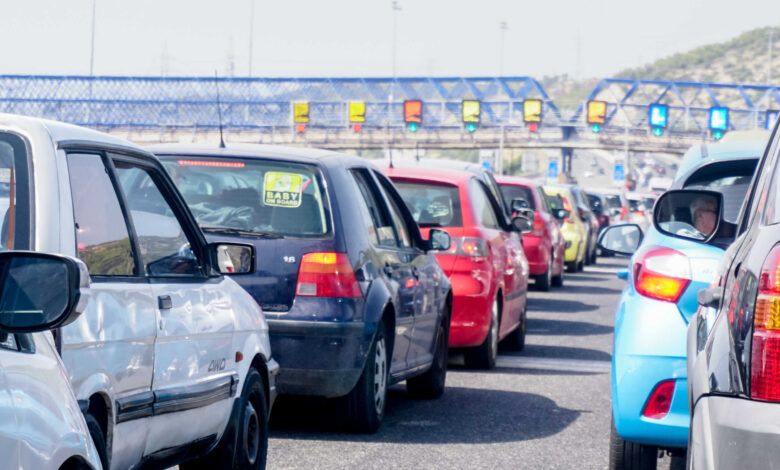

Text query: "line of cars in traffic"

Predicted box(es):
[0, 113, 621, 470]
[596, 136, 780, 469]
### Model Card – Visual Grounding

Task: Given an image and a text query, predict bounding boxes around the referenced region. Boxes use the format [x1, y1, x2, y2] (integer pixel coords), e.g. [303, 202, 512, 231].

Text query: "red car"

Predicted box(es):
[496, 176, 566, 290]
[383, 166, 529, 369]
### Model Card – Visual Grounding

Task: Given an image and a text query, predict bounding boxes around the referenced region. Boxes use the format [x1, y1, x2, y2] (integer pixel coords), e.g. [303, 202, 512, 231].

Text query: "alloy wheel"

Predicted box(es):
[374, 337, 388, 415]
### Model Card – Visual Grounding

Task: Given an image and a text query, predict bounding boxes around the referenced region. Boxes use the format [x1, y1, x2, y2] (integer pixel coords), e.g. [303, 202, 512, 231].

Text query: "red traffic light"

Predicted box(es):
[528, 122, 538, 133]
[353, 123, 362, 133]
[296, 123, 306, 133]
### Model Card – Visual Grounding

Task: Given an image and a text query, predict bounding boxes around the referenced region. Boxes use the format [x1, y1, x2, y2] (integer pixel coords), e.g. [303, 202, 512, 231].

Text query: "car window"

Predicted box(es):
[0, 132, 32, 251]
[114, 162, 202, 277]
[604, 195, 622, 209]
[67, 153, 137, 277]
[393, 180, 463, 228]
[375, 176, 412, 248]
[499, 184, 536, 210]
[161, 156, 330, 238]
[469, 179, 500, 229]
[682, 159, 758, 224]
[351, 169, 398, 247]
[587, 194, 602, 214]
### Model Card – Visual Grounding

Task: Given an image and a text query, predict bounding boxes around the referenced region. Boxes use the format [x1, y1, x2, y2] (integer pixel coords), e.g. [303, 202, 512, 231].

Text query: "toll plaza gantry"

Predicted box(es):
[1, 75, 779, 176]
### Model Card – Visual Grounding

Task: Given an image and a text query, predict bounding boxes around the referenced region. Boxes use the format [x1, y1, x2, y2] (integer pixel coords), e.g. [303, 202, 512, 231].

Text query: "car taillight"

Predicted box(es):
[637, 210, 646, 218]
[532, 213, 545, 237]
[751, 245, 780, 401]
[296, 252, 362, 298]
[620, 206, 628, 220]
[563, 198, 573, 224]
[633, 246, 691, 303]
[439, 237, 489, 257]
[642, 380, 676, 419]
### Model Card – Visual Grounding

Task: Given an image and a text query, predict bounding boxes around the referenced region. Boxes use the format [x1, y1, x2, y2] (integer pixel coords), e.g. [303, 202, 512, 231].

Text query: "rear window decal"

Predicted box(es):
[263, 171, 303, 208]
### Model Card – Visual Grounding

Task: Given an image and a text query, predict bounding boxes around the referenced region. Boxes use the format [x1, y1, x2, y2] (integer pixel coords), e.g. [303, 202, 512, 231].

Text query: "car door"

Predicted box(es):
[111, 155, 237, 455]
[372, 170, 439, 370]
[61, 151, 158, 468]
[350, 168, 416, 375]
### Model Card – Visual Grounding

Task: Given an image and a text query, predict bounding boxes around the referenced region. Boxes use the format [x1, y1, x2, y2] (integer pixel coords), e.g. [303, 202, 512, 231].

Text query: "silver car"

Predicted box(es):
[0, 114, 278, 470]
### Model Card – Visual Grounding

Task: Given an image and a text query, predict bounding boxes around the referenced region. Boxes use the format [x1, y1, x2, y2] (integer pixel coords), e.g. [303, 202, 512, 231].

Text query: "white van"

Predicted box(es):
[0, 115, 277, 470]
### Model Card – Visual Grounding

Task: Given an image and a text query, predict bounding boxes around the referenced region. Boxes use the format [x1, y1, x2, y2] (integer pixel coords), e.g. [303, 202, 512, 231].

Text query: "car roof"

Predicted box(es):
[675, 140, 766, 181]
[495, 175, 539, 188]
[390, 158, 489, 174]
[382, 165, 474, 185]
[148, 143, 356, 166]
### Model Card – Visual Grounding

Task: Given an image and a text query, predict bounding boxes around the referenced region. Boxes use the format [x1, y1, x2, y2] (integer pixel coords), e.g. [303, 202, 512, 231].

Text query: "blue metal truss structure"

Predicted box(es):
[0, 75, 557, 130]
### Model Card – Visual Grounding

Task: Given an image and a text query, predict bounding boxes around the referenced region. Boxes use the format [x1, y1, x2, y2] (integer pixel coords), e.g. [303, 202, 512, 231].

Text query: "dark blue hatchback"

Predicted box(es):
[154, 144, 453, 432]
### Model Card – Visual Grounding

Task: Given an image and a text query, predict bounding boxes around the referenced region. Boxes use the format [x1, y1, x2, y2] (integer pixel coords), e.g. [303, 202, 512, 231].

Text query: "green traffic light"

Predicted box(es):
[713, 130, 724, 140]
[466, 123, 477, 133]
[591, 124, 601, 133]
[408, 122, 419, 133]
[653, 127, 663, 137]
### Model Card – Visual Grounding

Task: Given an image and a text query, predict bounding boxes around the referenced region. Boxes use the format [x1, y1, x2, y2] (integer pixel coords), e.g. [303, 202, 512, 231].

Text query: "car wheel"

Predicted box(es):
[552, 256, 564, 287]
[464, 297, 499, 369]
[584, 242, 593, 265]
[566, 261, 578, 273]
[609, 418, 657, 470]
[535, 257, 552, 291]
[500, 306, 526, 351]
[577, 258, 585, 272]
[181, 368, 269, 470]
[590, 245, 598, 265]
[407, 307, 449, 399]
[346, 321, 388, 433]
[85, 413, 109, 470]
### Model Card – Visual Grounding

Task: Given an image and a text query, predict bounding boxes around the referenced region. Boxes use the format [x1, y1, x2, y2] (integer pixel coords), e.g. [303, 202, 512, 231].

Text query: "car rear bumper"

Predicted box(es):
[267, 319, 372, 398]
[690, 395, 780, 470]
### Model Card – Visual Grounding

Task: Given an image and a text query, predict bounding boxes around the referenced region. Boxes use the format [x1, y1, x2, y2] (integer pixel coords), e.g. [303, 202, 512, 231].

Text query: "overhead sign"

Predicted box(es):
[649, 104, 668, 128]
[293, 102, 309, 123]
[613, 164, 625, 183]
[709, 107, 729, 131]
[404, 100, 422, 124]
[462, 100, 481, 123]
[587, 100, 607, 124]
[523, 99, 542, 123]
[349, 101, 366, 123]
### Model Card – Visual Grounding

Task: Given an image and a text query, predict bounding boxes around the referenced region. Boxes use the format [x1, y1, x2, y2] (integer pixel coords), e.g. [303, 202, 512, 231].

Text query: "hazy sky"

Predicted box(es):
[3, 0, 779, 79]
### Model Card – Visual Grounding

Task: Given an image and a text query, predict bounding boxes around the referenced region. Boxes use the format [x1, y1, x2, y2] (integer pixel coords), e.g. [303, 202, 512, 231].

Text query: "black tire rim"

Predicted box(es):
[243, 397, 260, 465]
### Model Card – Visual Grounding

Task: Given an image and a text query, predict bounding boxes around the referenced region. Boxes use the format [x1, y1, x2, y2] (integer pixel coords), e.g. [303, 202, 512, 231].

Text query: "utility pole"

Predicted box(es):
[499, 21, 507, 76]
[387, 0, 401, 165]
[89, 0, 96, 75]
[248, 0, 255, 77]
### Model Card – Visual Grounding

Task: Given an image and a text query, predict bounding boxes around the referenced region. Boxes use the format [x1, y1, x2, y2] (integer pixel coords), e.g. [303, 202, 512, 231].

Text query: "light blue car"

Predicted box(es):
[599, 140, 765, 469]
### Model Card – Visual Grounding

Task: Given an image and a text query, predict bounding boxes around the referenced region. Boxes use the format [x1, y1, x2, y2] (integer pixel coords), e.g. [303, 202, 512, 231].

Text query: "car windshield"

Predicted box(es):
[392, 180, 463, 228]
[604, 195, 622, 209]
[499, 184, 536, 210]
[682, 159, 758, 223]
[161, 156, 330, 237]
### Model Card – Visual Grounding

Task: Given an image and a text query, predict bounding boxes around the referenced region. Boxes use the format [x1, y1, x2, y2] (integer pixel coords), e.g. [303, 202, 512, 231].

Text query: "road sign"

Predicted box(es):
[613, 164, 625, 184]
[649, 104, 668, 128]
[547, 161, 559, 180]
[293, 102, 309, 123]
[462, 100, 481, 123]
[587, 101, 607, 124]
[349, 102, 366, 123]
[523, 99, 542, 123]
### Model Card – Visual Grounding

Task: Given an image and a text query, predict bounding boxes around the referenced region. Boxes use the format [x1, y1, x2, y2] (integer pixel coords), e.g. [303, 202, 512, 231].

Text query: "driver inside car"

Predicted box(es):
[691, 196, 718, 237]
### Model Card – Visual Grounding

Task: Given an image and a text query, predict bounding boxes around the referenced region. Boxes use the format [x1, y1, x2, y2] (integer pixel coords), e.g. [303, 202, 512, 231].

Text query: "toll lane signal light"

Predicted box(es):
[404, 100, 422, 132]
[466, 122, 477, 133]
[462, 100, 480, 133]
[587, 100, 607, 125]
[649, 104, 668, 137]
[523, 99, 543, 124]
[353, 123, 362, 133]
[296, 123, 306, 134]
[709, 107, 728, 140]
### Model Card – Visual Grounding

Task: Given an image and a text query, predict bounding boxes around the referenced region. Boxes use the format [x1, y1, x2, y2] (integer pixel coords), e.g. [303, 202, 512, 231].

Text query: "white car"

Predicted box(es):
[0, 114, 278, 470]
[0, 251, 103, 470]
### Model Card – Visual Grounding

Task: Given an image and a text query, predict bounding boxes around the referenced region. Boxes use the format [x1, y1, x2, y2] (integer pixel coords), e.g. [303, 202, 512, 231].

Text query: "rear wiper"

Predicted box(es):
[201, 225, 283, 239]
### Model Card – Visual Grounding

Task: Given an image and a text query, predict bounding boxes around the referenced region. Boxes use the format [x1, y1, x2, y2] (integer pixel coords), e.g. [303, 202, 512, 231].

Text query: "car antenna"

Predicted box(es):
[214, 70, 226, 149]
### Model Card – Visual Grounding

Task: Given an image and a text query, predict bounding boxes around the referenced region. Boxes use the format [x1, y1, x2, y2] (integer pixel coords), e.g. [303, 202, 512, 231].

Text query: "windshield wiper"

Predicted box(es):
[201, 225, 283, 239]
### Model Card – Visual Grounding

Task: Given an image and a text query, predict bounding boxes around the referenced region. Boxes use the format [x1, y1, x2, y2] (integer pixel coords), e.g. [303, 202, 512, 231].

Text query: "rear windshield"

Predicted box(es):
[628, 199, 642, 212]
[586, 194, 602, 213]
[682, 159, 758, 223]
[604, 195, 622, 209]
[161, 156, 330, 237]
[499, 184, 535, 210]
[392, 180, 463, 228]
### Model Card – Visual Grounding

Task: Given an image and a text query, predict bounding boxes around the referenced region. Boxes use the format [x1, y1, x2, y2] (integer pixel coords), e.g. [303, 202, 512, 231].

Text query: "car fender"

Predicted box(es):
[362, 277, 393, 331]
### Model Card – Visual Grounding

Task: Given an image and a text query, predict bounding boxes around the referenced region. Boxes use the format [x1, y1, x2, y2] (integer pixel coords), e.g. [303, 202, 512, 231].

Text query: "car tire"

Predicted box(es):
[566, 261, 578, 273]
[577, 258, 585, 272]
[552, 257, 564, 287]
[346, 321, 388, 433]
[407, 308, 449, 399]
[464, 297, 499, 370]
[535, 257, 552, 291]
[590, 246, 598, 265]
[181, 368, 269, 470]
[609, 418, 657, 470]
[500, 307, 526, 351]
[85, 413, 109, 470]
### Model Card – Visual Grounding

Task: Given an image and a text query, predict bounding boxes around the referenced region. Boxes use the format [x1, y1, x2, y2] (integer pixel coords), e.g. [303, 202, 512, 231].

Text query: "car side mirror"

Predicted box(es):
[597, 224, 643, 256]
[512, 214, 534, 233]
[511, 198, 529, 212]
[0, 252, 90, 333]
[653, 190, 731, 245]
[210, 242, 256, 274]
[428, 228, 452, 252]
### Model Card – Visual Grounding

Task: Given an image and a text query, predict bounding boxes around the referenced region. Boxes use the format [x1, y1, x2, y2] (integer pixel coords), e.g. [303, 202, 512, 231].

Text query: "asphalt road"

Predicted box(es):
[262, 257, 681, 470]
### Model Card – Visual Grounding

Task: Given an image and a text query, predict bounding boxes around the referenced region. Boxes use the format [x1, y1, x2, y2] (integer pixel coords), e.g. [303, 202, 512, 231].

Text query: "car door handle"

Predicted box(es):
[158, 295, 173, 310]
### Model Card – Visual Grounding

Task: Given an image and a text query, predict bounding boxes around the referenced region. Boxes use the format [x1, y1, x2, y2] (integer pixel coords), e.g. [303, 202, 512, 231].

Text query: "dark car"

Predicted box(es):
[585, 191, 611, 230]
[154, 145, 453, 433]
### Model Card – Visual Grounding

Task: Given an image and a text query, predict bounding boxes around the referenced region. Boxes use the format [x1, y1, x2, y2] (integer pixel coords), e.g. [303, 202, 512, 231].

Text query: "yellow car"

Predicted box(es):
[543, 185, 587, 272]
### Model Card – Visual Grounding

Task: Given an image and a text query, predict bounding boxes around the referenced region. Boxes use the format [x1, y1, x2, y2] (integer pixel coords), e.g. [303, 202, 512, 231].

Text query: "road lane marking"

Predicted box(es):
[584, 266, 623, 275]
[496, 356, 611, 374]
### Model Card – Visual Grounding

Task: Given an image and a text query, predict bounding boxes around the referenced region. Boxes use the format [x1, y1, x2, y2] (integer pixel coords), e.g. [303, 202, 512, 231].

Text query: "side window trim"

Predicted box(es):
[102, 153, 145, 278]
[350, 167, 400, 249]
[472, 178, 503, 229]
[371, 170, 422, 251]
